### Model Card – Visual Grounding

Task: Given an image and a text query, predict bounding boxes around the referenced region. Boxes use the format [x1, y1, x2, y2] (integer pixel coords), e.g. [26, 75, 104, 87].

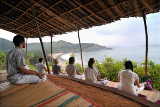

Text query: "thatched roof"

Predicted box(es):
[0, 0, 160, 37]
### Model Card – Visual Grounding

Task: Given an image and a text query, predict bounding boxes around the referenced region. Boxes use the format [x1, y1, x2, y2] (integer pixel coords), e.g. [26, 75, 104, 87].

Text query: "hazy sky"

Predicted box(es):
[0, 12, 159, 47]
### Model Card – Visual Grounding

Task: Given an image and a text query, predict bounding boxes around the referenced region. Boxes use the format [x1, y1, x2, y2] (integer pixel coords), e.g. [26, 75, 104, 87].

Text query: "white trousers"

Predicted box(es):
[8, 73, 42, 84]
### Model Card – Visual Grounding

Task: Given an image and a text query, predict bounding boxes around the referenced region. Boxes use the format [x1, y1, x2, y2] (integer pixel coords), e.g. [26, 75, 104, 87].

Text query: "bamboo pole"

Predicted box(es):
[142, 13, 149, 75]
[77, 29, 84, 72]
[51, 35, 53, 72]
[51, 35, 53, 58]
[36, 21, 50, 74]
[39, 37, 50, 74]
[25, 38, 28, 56]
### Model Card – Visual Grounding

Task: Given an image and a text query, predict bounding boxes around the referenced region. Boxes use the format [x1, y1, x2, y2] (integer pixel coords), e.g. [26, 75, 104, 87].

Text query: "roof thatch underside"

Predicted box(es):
[0, 0, 160, 37]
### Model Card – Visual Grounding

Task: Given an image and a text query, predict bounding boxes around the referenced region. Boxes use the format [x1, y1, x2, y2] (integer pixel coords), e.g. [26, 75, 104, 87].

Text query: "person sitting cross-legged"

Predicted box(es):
[85, 58, 108, 85]
[35, 58, 47, 73]
[52, 59, 61, 75]
[118, 60, 144, 96]
[6, 35, 44, 84]
[65, 57, 78, 78]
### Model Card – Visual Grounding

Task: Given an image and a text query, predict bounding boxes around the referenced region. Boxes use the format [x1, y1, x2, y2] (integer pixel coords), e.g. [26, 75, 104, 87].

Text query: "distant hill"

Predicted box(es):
[0, 38, 111, 54]
[0, 38, 13, 52]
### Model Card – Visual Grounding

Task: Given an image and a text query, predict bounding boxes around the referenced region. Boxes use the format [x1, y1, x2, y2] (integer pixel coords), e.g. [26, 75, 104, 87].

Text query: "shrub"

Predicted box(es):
[95, 57, 160, 90]
[75, 63, 83, 74]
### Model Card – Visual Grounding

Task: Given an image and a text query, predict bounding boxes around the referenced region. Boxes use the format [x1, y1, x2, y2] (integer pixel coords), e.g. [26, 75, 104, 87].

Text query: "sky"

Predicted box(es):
[0, 12, 159, 47]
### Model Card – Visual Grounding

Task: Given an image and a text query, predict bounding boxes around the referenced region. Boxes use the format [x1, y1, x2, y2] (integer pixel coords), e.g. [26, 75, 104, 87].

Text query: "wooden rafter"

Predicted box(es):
[0, 0, 159, 37]
[68, 12, 88, 27]
[72, 0, 107, 23]
[15, 0, 64, 30]
[96, 0, 120, 19]
[66, 0, 96, 25]
[14, 2, 39, 30]
[140, 0, 154, 12]
[1, 0, 64, 33]
[4, 0, 23, 18]
[0, 16, 30, 35]
[39, 5, 75, 28]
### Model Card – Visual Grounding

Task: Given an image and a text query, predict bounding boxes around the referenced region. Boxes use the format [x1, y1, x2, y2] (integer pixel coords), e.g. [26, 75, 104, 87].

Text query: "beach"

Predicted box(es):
[60, 46, 160, 65]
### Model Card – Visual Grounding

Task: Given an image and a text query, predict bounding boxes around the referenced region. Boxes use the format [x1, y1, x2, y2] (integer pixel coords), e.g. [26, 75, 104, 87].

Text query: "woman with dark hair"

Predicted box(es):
[85, 58, 108, 85]
[65, 57, 77, 77]
[118, 60, 143, 96]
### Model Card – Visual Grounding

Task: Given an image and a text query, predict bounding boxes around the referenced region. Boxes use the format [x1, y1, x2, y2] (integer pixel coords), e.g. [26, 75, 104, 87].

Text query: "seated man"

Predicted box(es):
[118, 60, 144, 96]
[52, 59, 61, 75]
[65, 57, 77, 78]
[6, 35, 44, 84]
[85, 58, 108, 85]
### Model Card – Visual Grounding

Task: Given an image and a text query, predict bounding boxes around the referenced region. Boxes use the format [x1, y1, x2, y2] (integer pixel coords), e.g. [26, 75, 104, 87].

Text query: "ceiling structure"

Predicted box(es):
[0, 0, 160, 37]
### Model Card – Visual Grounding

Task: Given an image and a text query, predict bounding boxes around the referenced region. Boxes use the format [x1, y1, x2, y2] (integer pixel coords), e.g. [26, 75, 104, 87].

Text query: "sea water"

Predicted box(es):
[61, 46, 160, 65]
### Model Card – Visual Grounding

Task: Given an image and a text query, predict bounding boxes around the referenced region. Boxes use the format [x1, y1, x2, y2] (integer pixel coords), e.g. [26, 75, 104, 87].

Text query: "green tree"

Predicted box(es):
[0, 51, 6, 65]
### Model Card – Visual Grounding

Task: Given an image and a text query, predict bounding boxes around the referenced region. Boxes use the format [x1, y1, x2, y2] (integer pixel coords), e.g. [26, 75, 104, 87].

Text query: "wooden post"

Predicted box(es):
[77, 29, 84, 72]
[39, 37, 50, 74]
[51, 35, 53, 72]
[36, 21, 50, 74]
[25, 38, 28, 56]
[142, 13, 149, 75]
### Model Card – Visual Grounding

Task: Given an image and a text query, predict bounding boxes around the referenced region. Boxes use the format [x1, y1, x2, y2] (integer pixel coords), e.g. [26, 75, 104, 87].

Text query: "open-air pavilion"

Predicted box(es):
[0, 0, 160, 106]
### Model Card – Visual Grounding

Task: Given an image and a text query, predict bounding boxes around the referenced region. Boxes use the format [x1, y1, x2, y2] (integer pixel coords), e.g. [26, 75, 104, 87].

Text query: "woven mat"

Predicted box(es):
[0, 80, 96, 107]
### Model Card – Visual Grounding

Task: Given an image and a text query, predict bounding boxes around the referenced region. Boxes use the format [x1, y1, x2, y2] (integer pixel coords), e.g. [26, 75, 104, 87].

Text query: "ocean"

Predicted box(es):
[61, 46, 160, 65]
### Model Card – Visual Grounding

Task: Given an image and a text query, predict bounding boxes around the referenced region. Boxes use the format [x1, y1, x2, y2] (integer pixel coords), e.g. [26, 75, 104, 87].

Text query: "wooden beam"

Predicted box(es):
[95, 0, 116, 19]
[14, 2, 39, 30]
[0, 16, 30, 35]
[70, 0, 131, 25]
[39, 37, 50, 74]
[30, 0, 76, 30]
[51, 35, 53, 72]
[142, 13, 149, 75]
[4, 0, 23, 18]
[140, 0, 154, 12]
[77, 29, 84, 72]
[25, 21, 67, 34]
[65, 1, 93, 27]
[73, 0, 107, 23]
[111, 5, 124, 17]
[37, 21, 50, 74]
[51, 35, 53, 58]
[1, 0, 63, 33]
[40, 4, 76, 28]
[62, 0, 95, 16]
[134, 0, 143, 16]
[68, 12, 89, 27]
[25, 37, 28, 56]
[15, 0, 63, 30]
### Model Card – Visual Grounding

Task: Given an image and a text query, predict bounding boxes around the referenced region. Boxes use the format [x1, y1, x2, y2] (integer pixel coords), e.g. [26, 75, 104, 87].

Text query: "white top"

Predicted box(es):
[36, 63, 45, 73]
[6, 48, 25, 77]
[85, 67, 99, 83]
[65, 64, 76, 77]
[118, 69, 139, 95]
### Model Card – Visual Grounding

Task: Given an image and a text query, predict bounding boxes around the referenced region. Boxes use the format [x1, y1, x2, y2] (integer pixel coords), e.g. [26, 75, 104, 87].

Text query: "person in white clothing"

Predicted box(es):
[85, 58, 108, 85]
[36, 58, 47, 73]
[35, 58, 48, 80]
[6, 35, 44, 84]
[65, 57, 78, 78]
[118, 60, 144, 96]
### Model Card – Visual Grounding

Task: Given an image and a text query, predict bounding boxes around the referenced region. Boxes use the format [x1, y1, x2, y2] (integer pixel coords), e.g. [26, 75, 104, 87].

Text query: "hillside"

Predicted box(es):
[0, 38, 111, 54]
[0, 38, 13, 52]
